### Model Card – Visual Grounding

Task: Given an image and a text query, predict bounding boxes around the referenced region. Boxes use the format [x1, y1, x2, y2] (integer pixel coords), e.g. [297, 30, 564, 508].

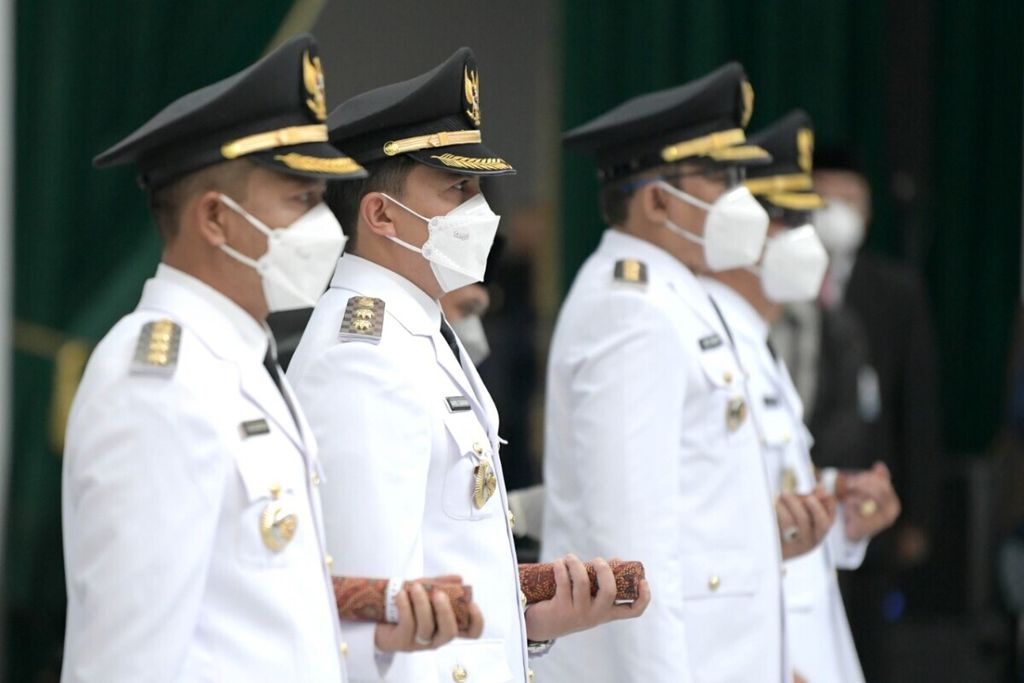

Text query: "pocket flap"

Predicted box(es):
[681, 550, 760, 599]
[697, 347, 742, 389]
[434, 639, 514, 683]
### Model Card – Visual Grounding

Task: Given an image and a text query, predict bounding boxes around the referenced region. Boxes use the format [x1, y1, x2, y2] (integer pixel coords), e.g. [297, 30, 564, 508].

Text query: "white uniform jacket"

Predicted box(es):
[537, 230, 787, 683]
[702, 277, 866, 683]
[288, 255, 529, 683]
[61, 264, 346, 683]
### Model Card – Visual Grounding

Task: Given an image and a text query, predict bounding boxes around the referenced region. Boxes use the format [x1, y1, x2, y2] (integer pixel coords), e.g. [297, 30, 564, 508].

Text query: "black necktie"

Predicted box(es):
[439, 319, 462, 365]
[263, 349, 302, 434]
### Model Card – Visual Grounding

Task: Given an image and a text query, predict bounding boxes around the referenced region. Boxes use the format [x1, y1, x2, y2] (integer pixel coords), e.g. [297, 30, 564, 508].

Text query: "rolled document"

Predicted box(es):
[518, 559, 645, 604]
[332, 576, 474, 631]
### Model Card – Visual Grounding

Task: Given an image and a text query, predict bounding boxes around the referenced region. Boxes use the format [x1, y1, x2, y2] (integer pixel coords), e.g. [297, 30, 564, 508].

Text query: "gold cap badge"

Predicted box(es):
[740, 80, 754, 128]
[464, 66, 481, 128]
[260, 484, 298, 551]
[303, 50, 327, 122]
[797, 128, 814, 174]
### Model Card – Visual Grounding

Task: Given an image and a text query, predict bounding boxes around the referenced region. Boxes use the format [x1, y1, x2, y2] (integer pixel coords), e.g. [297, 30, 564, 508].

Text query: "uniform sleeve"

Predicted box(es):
[549, 289, 694, 682]
[826, 506, 869, 570]
[61, 377, 228, 683]
[292, 340, 431, 682]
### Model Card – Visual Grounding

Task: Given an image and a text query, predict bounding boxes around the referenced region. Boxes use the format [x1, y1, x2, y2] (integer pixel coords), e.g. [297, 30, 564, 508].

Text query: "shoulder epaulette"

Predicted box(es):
[338, 296, 385, 343]
[613, 258, 648, 285]
[130, 318, 181, 377]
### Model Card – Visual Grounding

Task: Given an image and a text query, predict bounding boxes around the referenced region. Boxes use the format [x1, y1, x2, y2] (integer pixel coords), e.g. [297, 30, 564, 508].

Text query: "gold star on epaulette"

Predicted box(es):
[338, 296, 385, 343]
[613, 259, 648, 285]
[130, 318, 181, 377]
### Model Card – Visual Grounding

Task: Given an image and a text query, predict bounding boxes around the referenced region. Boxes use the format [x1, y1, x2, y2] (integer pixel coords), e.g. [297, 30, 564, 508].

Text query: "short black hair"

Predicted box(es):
[324, 156, 419, 252]
[599, 182, 634, 226]
[147, 159, 254, 243]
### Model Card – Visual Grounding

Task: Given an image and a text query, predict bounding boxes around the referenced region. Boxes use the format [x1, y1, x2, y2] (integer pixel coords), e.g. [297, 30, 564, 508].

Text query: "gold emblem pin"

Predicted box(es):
[260, 484, 298, 552]
[726, 396, 748, 432]
[740, 80, 755, 128]
[473, 456, 497, 509]
[303, 50, 327, 121]
[463, 66, 481, 128]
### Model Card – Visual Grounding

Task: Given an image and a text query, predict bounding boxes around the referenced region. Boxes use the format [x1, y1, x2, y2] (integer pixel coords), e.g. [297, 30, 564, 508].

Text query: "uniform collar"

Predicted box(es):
[329, 254, 440, 336]
[142, 263, 270, 365]
[700, 276, 770, 343]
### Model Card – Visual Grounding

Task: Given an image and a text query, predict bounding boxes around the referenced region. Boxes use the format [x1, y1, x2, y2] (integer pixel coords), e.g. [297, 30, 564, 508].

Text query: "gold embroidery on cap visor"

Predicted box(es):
[273, 153, 364, 175]
[744, 173, 814, 196]
[429, 153, 512, 171]
[660, 128, 746, 163]
[221, 124, 329, 159]
[464, 66, 482, 127]
[382, 129, 482, 157]
[707, 145, 771, 162]
[303, 50, 328, 121]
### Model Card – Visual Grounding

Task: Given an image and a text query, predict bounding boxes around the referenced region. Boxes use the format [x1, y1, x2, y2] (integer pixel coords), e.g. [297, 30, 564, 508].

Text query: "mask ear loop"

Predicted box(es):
[655, 180, 710, 244]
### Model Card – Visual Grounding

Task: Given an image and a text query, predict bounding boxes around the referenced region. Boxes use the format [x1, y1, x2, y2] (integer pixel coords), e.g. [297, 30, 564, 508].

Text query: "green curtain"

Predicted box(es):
[5, 3, 293, 679]
[559, 0, 1022, 455]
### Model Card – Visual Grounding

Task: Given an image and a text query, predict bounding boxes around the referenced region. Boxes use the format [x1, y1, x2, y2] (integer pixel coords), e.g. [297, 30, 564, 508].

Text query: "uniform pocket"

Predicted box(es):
[441, 413, 500, 521]
[434, 638, 514, 683]
[235, 439, 302, 568]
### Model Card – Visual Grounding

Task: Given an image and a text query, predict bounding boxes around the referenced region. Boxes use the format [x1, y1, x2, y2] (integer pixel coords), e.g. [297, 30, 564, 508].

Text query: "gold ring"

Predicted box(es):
[859, 499, 878, 517]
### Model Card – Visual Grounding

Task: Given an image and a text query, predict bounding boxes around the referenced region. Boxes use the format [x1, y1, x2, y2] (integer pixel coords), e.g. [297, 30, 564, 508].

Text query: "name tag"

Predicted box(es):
[699, 334, 723, 351]
[763, 395, 780, 407]
[446, 396, 472, 413]
[240, 419, 270, 438]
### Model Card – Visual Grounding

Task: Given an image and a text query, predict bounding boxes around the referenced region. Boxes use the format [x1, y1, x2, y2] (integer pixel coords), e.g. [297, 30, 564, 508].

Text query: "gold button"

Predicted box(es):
[528, 669, 535, 683]
[452, 665, 468, 683]
[507, 509, 516, 528]
[472, 442, 484, 455]
[723, 371, 733, 383]
[708, 575, 721, 591]
[325, 554, 334, 570]
[311, 471, 321, 487]
[782, 432, 792, 444]
[339, 641, 348, 656]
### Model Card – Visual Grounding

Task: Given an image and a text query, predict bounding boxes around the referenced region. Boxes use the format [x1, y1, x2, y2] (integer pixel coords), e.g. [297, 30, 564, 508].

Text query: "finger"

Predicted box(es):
[426, 574, 464, 586]
[803, 493, 833, 542]
[409, 583, 436, 647]
[430, 590, 458, 647]
[782, 493, 811, 537]
[776, 497, 796, 531]
[591, 557, 616, 609]
[465, 601, 485, 639]
[873, 461, 891, 480]
[385, 587, 415, 649]
[552, 557, 571, 604]
[565, 554, 591, 607]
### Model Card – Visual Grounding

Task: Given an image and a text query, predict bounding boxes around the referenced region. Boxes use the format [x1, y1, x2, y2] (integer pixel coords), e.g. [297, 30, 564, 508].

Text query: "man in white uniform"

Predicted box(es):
[702, 109, 902, 682]
[539, 63, 807, 683]
[288, 48, 649, 683]
[62, 36, 454, 683]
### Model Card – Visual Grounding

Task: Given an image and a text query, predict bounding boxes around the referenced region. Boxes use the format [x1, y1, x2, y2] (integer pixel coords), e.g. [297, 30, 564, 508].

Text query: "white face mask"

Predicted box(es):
[813, 199, 865, 257]
[218, 195, 346, 312]
[657, 180, 769, 271]
[382, 192, 500, 293]
[450, 314, 491, 366]
[755, 224, 830, 303]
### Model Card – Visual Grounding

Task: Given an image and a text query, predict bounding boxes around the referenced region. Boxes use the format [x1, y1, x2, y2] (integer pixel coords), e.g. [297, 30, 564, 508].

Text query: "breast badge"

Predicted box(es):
[260, 484, 298, 552]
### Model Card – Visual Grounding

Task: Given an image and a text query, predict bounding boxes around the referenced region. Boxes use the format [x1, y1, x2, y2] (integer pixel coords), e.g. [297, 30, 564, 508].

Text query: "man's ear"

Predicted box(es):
[360, 191, 399, 238]
[638, 181, 669, 225]
[193, 190, 231, 247]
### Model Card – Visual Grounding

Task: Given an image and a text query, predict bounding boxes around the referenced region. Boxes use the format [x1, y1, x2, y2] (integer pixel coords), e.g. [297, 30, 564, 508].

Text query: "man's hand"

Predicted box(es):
[524, 555, 651, 641]
[777, 490, 838, 559]
[841, 462, 901, 542]
[374, 577, 484, 652]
